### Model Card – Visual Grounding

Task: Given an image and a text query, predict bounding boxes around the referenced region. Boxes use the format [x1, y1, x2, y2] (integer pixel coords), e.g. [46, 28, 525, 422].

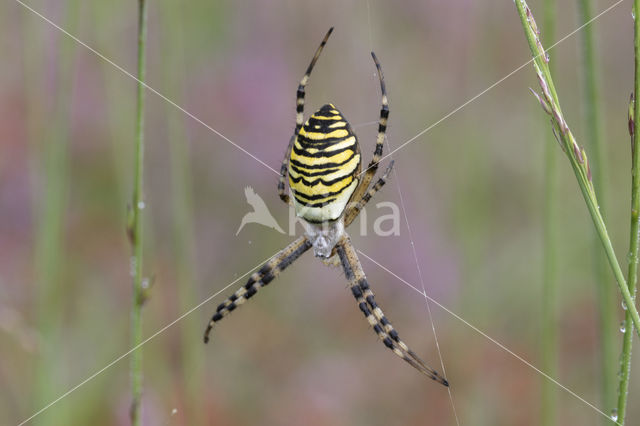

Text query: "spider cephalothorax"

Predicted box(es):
[204, 27, 448, 387]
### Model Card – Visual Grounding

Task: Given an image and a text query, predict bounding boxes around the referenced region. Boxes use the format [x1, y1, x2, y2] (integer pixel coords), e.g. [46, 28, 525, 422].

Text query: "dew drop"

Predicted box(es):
[171, 408, 178, 415]
[137, 201, 145, 210]
[620, 321, 627, 333]
[248, 240, 252, 245]
[622, 300, 628, 311]
[142, 278, 150, 289]
[611, 408, 618, 422]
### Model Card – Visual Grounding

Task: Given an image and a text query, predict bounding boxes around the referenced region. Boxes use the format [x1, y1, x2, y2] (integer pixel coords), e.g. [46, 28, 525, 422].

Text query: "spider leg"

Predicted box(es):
[357, 278, 445, 381]
[277, 135, 295, 205]
[345, 51, 389, 212]
[336, 235, 449, 386]
[278, 27, 334, 204]
[204, 236, 312, 343]
[369, 52, 389, 172]
[343, 160, 394, 227]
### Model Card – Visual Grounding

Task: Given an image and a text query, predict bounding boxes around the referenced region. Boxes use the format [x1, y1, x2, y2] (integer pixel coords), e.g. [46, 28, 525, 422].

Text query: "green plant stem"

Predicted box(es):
[515, 0, 640, 340]
[159, 1, 203, 421]
[616, 2, 640, 423]
[577, 0, 616, 416]
[93, 0, 129, 211]
[130, 0, 148, 425]
[541, 1, 557, 425]
[24, 2, 76, 423]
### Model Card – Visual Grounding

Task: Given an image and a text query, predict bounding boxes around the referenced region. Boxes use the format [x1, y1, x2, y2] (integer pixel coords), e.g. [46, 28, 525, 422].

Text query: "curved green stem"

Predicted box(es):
[515, 0, 640, 340]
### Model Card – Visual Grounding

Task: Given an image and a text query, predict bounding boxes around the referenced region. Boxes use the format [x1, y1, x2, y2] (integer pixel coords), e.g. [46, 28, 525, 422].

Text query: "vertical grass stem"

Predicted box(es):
[129, 0, 148, 424]
[577, 0, 616, 416]
[541, 1, 558, 425]
[616, 1, 640, 423]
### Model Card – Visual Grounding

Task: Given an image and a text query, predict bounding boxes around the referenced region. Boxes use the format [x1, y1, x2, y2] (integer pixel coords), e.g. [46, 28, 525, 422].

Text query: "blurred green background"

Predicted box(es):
[2, 0, 640, 425]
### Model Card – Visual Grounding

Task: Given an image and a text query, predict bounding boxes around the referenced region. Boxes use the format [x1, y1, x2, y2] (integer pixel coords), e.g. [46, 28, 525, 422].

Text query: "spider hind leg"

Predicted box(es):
[336, 234, 449, 386]
[358, 279, 448, 385]
[204, 236, 312, 343]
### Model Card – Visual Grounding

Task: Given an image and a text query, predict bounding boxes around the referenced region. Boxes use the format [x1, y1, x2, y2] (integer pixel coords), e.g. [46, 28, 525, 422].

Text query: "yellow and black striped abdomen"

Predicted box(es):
[288, 104, 361, 223]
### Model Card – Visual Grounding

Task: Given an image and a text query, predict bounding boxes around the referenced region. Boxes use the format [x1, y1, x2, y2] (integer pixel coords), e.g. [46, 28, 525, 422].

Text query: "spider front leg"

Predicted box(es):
[346, 51, 389, 209]
[204, 236, 312, 342]
[336, 235, 449, 386]
[278, 27, 334, 204]
[344, 160, 394, 227]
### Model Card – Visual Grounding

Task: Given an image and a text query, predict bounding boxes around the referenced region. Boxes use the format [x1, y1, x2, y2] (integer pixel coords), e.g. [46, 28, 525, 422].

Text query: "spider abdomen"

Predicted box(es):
[288, 104, 361, 223]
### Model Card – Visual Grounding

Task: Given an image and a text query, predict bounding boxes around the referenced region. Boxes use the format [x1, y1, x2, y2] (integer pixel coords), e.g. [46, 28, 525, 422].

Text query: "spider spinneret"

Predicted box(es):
[204, 27, 448, 387]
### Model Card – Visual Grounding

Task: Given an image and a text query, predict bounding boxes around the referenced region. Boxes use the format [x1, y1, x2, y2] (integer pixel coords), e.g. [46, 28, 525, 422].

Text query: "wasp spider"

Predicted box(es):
[204, 27, 448, 387]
